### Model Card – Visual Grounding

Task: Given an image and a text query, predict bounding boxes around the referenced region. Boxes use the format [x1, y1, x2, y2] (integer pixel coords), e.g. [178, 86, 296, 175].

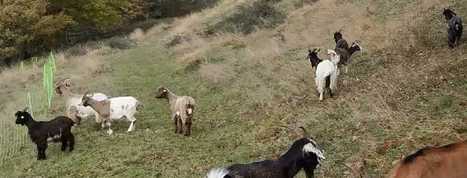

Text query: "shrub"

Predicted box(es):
[104, 37, 136, 50]
[64, 45, 88, 58]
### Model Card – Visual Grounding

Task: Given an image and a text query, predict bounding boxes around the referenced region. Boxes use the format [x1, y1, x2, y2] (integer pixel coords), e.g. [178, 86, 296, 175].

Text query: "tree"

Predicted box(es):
[0, 0, 72, 64]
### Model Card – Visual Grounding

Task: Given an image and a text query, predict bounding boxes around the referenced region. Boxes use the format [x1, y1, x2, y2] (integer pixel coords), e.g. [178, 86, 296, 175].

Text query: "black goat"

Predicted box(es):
[15, 108, 75, 160]
[334, 31, 349, 50]
[443, 8, 463, 48]
[307, 48, 322, 68]
[206, 136, 325, 178]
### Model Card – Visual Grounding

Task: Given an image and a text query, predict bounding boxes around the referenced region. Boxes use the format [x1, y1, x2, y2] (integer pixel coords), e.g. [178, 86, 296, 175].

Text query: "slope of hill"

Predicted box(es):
[0, 0, 466, 177]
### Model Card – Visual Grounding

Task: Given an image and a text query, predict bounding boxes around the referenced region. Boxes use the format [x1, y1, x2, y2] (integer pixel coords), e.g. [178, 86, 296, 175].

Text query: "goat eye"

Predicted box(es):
[21, 116, 24, 119]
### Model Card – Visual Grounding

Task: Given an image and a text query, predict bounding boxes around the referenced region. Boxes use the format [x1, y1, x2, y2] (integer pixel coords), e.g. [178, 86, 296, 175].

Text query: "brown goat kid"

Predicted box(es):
[388, 140, 467, 178]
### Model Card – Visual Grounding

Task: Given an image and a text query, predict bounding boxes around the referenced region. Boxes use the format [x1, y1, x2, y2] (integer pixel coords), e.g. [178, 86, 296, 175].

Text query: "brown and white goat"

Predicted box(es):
[388, 140, 467, 178]
[155, 86, 195, 136]
[55, 78, 108, 124]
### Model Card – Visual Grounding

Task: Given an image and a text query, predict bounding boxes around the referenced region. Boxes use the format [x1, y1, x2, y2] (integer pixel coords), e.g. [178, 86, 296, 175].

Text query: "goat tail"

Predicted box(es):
[136, 101, 144, 111]
[206, 168, 229, 178]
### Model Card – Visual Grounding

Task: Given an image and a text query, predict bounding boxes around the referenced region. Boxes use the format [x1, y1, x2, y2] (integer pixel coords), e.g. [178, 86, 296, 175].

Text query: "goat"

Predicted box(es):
[335, 41, 362, 66]
[388, 140, 467, 178]
[155, 86, 195, 136]
[55, 78, 108, 124]
[315, 49, 340, 101]
[443, 8, 463, 48]
[307, 48, 322, 68]
[334, 31, 349, 50]
[82, 92, 141, 135]
[206, 127, 325, 178]
[15, 108, 75, 160]
[333, 31, 362, 73]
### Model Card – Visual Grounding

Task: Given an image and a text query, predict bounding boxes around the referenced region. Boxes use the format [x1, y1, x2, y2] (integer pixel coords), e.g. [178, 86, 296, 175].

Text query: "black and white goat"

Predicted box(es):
[443, 8, 463, 48]
[307, 48, 322, 68]
[206, 133, 325, 178]
[334, 31, 349, 50]
[333, 31, 362, 73]
[14, 108, 75, 160]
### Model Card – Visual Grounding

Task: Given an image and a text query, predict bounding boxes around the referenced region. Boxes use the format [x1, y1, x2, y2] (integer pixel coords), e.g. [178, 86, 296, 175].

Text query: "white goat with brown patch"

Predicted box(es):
[82, 92, 141, 135]
[55, 78, 108, 124]
[155, 86, 195, 136]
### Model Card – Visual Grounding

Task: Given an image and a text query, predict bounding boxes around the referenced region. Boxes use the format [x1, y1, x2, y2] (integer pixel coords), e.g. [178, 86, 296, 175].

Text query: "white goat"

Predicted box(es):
[82, 92, 142, 135]
[315, 49, 340, 101]
[55, 78, 108, 124]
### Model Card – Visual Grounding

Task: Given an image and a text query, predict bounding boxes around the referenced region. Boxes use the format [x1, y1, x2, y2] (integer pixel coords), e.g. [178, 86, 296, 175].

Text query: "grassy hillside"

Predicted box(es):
[1, 0, 466, 177]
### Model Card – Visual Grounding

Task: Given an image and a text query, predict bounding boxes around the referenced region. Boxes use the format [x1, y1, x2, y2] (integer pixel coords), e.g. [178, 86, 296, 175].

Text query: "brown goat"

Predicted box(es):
[388, 140, 467, 178]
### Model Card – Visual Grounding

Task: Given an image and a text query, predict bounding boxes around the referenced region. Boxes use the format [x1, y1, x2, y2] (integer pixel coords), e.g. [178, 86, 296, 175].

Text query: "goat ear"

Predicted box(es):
[299, 126, 309, 138]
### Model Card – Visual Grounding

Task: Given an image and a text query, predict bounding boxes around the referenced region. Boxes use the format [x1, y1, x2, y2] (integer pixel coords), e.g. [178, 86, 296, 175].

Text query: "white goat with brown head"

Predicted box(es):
[82, 92, 142, 135]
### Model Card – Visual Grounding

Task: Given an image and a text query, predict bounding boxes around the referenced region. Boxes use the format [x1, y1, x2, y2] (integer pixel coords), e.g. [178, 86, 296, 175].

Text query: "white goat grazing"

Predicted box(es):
[315, 49, 340, 101]
[55, 78, 108, 124]
[82, 92, 142, 135]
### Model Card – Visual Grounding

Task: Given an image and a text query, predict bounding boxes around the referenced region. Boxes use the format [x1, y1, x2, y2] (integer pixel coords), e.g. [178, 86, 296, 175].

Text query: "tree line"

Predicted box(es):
[0, 0, 217, 66]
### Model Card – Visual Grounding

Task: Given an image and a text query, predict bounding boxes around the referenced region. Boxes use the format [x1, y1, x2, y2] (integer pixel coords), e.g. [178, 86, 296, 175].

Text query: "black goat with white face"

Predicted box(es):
[15, 108, 75, 160]
[307, 48, 322, 68]
[443, 8, 463, 48]
[206, 137, 325, 178]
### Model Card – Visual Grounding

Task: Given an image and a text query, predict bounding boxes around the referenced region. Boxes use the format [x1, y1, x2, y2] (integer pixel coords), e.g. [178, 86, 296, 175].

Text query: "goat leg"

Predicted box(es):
[37, 142, 47, 160]
[68, 133, 75, 152]
[127, 119, 136, 132]
[104, 119, 113, 135]
[173, 116, 179, 134]
[61, 136, 68, 151]
[177, 118, 183, 134]
[184, 120, 192, 136]
[304, 166, 316, 178]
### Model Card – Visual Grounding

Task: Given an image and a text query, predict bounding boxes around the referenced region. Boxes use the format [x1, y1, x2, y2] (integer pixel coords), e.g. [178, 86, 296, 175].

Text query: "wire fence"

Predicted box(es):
[0, 112, 29, 163]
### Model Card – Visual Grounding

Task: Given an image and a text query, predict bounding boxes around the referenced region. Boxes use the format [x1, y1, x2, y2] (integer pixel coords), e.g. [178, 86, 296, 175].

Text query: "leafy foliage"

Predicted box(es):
[0, 0, 221, 66]
[0, 0, 72, 64]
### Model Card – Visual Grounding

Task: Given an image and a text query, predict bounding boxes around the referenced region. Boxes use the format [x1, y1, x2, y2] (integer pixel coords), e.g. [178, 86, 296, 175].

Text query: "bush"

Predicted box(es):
[205, 0, 286, 35]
